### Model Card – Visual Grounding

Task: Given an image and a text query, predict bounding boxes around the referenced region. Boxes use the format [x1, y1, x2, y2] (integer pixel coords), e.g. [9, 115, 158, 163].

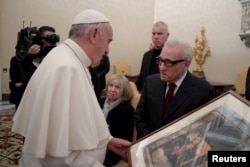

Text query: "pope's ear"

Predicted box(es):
[89, 28, 98, 43]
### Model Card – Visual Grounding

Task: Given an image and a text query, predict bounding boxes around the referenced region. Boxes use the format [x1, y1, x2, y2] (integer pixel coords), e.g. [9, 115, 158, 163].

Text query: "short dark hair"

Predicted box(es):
[38, 26, 56, 36]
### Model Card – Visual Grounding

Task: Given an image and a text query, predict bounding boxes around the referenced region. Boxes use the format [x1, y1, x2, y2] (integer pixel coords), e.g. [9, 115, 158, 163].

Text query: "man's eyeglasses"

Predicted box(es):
[156, 57, 185, 67]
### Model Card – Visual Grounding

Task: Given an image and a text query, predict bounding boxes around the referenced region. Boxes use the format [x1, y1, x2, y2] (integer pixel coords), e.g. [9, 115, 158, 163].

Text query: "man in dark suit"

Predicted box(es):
[135, 21, 169, 92]
[95, 54, 110, 90]
[135, 39, 215, 139]
[9, 55, 32, 110]
[245, 66, 250, 100]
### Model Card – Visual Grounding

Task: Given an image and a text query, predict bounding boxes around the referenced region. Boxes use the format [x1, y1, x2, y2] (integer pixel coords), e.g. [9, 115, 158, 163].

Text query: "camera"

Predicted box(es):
[40, 34, 60, 44]
[15, 26, 60, 60]
[32, 33, 60, 59]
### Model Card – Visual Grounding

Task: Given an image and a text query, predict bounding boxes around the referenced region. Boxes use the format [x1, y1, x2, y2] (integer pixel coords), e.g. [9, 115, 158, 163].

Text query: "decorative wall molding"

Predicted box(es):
[239, 0, 250, 47]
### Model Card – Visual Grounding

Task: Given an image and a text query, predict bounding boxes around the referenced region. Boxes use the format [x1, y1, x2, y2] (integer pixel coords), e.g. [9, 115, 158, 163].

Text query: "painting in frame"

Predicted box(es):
[129, 91, 250, 167]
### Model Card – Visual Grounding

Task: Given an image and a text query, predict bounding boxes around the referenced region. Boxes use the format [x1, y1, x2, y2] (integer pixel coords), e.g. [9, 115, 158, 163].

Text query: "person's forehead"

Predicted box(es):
[104, 23, 113, 33]
[162, 46, 182, 58]
[103, 24, 113, 40]
[152, 25, 166, 32]
[110, 79, 120, 84]
[43, 30, 55, 36]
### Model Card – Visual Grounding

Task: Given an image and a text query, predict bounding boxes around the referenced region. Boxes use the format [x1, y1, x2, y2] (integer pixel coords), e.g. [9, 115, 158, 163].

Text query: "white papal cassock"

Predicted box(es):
[12, 39, 111, 167]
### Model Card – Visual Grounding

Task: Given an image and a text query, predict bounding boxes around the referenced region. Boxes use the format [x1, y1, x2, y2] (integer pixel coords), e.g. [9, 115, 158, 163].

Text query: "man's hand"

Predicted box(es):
[15, 82, 23, 87]
[107, 138, 131, 160]
[28, 44, 40, 55]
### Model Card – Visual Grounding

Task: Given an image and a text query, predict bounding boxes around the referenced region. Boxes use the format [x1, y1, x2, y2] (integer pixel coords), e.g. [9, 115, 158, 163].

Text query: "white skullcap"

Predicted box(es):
[72, 9, 109, 24]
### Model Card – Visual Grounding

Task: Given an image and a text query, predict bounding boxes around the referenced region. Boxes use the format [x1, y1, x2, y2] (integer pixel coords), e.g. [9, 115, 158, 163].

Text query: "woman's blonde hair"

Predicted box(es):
[105, 74, 133, 101]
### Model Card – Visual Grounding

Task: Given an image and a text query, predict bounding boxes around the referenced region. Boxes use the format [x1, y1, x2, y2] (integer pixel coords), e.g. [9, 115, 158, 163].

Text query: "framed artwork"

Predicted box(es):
[129, 91, 250, 167]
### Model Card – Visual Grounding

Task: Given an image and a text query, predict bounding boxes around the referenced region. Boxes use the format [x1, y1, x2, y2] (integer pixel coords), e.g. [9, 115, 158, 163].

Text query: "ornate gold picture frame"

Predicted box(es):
[129, 91, 250, 167]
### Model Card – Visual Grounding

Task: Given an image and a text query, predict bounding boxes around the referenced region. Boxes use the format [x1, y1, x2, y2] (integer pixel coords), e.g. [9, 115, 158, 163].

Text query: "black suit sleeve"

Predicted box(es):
[98, 55, 110, 77]
[136, 51, 150, 92]
[134, 77, 153, 138]
[135, 58, 145, 92]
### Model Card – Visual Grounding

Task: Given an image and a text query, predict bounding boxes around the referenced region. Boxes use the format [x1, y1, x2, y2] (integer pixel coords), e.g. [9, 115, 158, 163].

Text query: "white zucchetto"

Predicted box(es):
[72, 9, 109, 24]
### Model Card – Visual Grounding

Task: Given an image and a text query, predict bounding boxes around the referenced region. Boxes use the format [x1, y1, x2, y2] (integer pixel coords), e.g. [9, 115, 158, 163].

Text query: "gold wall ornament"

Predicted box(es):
[192, 27, 211, 79]
[149, 43, 154, 49]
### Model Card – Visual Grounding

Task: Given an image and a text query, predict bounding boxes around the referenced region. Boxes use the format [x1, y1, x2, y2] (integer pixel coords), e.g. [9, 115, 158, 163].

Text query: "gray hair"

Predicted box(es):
[165, 39, 193, 61]
[153, 21, 168, 32]
[68, 22, 108, 38]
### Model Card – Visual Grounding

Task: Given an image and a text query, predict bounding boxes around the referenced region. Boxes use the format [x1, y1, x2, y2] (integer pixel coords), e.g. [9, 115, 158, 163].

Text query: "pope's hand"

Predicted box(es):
[107, 138, 131, 161]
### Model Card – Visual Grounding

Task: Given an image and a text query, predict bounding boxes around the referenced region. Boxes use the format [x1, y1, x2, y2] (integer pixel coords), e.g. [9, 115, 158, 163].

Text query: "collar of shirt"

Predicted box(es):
[63, 39, 91, 68]
[167, 71, 187, 94]
[32, 61, 40, 67]
[63, 39, 93, 86]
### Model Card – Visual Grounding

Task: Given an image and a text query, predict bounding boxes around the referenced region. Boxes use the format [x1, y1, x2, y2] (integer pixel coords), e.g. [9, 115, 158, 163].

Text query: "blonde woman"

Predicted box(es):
[100, 74, 134, 166]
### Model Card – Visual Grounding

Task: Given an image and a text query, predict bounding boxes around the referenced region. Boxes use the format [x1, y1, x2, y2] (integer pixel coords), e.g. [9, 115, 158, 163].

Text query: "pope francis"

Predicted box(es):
[12, 9, 131, 167]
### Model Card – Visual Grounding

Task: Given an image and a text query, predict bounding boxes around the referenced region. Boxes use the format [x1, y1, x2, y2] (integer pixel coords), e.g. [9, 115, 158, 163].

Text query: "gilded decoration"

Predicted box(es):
[192, 27, 210, 79]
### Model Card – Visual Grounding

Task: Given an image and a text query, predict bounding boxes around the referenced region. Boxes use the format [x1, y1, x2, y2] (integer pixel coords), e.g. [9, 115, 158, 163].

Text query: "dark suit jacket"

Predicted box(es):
[135, 71, 215, 138]
[95, 55, 110, 90]
[100, 99, 134, 166]
[89, 67, 101, 104]
[245, 66, 250, 100]
[9, 56, 32, 107]
[24, 63, 38, 86]
[136, 49, 159, 91]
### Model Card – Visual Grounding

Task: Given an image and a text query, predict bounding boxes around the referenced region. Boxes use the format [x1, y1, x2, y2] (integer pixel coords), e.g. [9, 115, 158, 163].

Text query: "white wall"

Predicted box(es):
[1, 0, 249, 94]
[0, 0, 154, 93]
[155, 0, 250, 84]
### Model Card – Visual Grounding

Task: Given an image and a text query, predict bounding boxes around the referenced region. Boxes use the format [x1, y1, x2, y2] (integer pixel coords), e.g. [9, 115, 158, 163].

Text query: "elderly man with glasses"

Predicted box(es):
[135, 39, 215, 139]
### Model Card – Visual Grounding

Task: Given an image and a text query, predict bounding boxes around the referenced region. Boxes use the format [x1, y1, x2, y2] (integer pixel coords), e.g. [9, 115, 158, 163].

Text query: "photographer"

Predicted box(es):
[9, 25, 59, 110]
[28, 26, 59, 67]
[26, 26, 59, 82]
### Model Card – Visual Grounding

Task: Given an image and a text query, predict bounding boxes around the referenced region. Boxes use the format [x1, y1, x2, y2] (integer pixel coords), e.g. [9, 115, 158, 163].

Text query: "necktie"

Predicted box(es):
[163, 83, 176, 114]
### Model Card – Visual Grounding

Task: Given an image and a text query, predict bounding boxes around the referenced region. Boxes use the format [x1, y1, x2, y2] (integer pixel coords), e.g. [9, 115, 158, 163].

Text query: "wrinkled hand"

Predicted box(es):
[107, 138, 131, 161]
[28, 44, 40, 55]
